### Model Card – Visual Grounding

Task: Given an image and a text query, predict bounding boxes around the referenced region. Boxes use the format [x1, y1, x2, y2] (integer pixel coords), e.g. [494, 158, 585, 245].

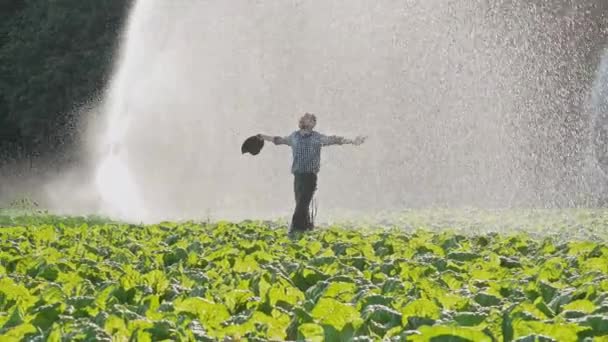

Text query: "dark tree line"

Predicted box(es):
[0, 0, 132, 164]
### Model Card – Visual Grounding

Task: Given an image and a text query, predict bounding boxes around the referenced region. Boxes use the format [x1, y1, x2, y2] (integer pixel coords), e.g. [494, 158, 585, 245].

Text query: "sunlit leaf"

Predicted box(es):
[401, 298, 441, 325]
[297, 323, 324, 342]
[0, 323, 37, 340]
[174, 297, 230, 329]
[512, 318, 585, 341]
[562, 300, 596, 315]
[311, 298, 362, 331]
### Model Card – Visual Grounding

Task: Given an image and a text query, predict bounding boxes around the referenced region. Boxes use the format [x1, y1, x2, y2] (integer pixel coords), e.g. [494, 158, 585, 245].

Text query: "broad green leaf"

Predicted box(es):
[0, 278, 36, 309]
[104, 315, 129, 338]
[538, 281, 560, 303]
[36, 263, 59, 281]
[47, 324, 62, 342]
[31, 303, 63, 330]
[204, 246, 239, 262]
[361, 304, 402, 336]
[268, 283, 305, 308]
[222, 309, 290, 340]
[512, 318, 585, 341]
[32, 225, 57, 243]
[146, 320, 177, 340]
[163, 247, 188, 267]
[41, 284, 65, 304]
[142, 270, 169, 294]
[321, 281, 357, 302]
[311, 298, 362, 331]
[512, 302, 549, 320]
[222, 289, 257, 314]
[143, 295, 163, 320]
[292, 266, 330, 291]
[454, 312, 487, 326]
[297, 323, 324, 342]
[118, 265, 142, 289]
[408, 325, 492, 342]
[499, 256, 522, 268]
[67, 296, 95, 310]
[252, 250, 274, 263]
[130, 329, 153, 342]
[567, 241, 597, 256]
[233, 255, 260, 273]
[356, 294, 393, 311]
[548, 291, 575, 314]
[2, 307, 24, 330]
[111, 286, 136, 305]
[0, 323, 37, 340]
[447, 251, 480, 262]
[580, 258, 608, 273]
[562, 299, 596, 314]
[126, 319, 155, 337]
[441, 272, 464, 290]
[534, 298, 555, 318]
[399, 263, 435, 282]
[95, 283, 117, 310]
[562, 310, 587, 319]
[474, 292, 501, 307]
[308, 241, 323, 255]
[579, 315, 608, 335]
[174, 297, 230, 329]
[401, 299, 441, 325]
[537, 258, 566, 282]
[436, 293, 470, 311]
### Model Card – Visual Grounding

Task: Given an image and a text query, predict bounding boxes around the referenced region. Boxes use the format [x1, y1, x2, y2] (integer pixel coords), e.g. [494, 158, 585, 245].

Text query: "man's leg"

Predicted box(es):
[300, 173, 317, 230]
[291, 173, 316, 232]
[291, 174, 305, 232]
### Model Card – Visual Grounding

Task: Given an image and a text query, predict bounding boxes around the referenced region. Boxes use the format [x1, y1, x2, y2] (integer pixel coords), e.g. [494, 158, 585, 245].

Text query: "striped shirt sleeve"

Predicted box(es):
[319, 133, 346, 146]
[273, 133, 293, 146]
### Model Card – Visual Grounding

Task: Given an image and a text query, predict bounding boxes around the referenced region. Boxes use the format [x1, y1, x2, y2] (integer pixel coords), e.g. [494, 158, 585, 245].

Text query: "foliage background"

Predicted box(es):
[0, 0, 132, 166]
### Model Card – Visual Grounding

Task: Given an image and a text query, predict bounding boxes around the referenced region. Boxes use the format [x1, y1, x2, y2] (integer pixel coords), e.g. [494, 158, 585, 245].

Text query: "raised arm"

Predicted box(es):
[257, 134, 292, 146]
[320, 134, 366, 146]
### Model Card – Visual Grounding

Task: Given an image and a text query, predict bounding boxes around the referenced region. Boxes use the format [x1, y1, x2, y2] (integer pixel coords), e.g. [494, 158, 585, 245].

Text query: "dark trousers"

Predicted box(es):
[291, 173, 317, 231]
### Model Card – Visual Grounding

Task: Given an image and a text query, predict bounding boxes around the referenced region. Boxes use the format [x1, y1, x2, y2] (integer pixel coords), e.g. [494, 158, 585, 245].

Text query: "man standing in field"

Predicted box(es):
[258, 113, 366, 233]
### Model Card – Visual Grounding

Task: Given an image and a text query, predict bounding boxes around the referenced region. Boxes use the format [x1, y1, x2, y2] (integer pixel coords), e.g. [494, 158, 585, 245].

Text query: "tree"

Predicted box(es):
[0, 0, 132, 162]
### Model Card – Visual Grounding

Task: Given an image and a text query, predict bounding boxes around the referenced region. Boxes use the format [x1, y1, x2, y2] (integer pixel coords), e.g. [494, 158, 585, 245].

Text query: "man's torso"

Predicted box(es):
[289, 130, 323, 174]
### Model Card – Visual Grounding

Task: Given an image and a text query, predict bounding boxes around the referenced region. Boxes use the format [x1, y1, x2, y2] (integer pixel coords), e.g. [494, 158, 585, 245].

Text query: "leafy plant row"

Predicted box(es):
[0, 220, 607, 341]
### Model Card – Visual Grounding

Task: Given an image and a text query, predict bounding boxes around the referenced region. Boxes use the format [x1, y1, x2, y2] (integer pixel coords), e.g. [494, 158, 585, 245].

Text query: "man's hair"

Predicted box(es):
[299, 113, 317, 129]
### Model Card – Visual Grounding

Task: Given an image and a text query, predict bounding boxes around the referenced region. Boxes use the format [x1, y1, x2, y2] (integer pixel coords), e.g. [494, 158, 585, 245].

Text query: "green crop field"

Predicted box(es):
[0, 210, 607, 341]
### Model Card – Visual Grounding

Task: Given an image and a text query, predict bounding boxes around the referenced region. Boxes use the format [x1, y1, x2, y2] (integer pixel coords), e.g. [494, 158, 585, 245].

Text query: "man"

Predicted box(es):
[258, 113, 366, 233]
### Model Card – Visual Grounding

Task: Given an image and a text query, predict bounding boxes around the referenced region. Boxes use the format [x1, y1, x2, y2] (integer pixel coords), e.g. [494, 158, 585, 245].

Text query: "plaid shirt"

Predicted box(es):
[274, 130, 345, 174]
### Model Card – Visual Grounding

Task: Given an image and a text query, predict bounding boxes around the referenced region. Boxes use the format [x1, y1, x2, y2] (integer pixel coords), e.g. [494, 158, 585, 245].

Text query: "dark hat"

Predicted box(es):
[241, 135, 264, 155]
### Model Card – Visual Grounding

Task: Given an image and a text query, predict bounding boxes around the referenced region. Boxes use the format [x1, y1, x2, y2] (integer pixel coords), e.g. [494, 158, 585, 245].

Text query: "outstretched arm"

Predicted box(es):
[257, 134, 292, 146]
[320, 135, 366, 146]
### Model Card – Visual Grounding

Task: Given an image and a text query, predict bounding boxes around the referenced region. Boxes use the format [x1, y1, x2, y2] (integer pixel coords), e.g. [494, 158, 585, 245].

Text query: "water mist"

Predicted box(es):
[87, 1, 607, 223]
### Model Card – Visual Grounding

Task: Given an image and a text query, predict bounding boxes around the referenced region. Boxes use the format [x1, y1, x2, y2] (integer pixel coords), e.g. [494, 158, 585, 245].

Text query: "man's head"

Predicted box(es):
[299, 113, 317, 130]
